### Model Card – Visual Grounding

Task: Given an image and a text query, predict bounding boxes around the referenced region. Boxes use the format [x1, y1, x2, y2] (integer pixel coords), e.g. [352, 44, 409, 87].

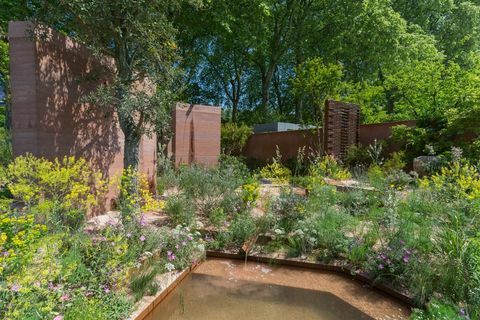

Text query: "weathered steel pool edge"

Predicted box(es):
[130, 261, 202, 320]
[206, 250, 415, 307]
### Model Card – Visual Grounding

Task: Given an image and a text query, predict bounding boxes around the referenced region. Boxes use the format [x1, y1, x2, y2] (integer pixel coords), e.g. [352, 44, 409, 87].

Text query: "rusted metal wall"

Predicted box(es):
[9, 21, 157, 214]
[242, 115, 416, 163]
[170, 102, 221, 167]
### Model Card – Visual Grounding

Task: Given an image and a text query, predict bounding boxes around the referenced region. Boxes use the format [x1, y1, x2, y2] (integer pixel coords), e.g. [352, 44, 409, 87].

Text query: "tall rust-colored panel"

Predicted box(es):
[171, 102, 221, 167]
[323, 100, 360, 160]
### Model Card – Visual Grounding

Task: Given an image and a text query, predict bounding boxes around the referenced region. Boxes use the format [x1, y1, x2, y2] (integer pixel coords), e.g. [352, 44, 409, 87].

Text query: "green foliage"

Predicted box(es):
[410, 300, 464, 320]
[260, 161, 292, 184]
[165, 195, 195, 226]
[3, 155, 106, 230]
[229, 213, 257, 246]
[421, 161, 480, 201]
[308, 155, 351, 189]
[291, 58, 344, 123]
[0, 213, 47, 278]
[221, 123, 253, 155]
[64, 297, 109, 320]
[383, 151, 406, 173]
[241, 179, 260, 208]
[345, 144, 372, 168]
[269, 189, 306, 234]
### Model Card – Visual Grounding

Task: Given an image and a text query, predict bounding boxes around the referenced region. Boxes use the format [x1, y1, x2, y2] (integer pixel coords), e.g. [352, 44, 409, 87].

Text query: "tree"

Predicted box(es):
[32, 0, 198, 170]
[291, 58, 343, 124]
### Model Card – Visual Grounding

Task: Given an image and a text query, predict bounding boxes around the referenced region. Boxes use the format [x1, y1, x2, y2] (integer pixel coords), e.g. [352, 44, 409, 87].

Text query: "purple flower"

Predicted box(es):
[402, 255, 410, 263]
[104, 286, 110, 294]
[139, 215, 146, 226]
[187, 236, 193, 241]
[380, 254, 387, 260]
[167, 251, 176, 261]
[459, 308, 466, 317]
[3, 251, 9, 257]
[139, 235, 146, 242]
[378, 264, 385, 270]
[11, 284, 21, 292]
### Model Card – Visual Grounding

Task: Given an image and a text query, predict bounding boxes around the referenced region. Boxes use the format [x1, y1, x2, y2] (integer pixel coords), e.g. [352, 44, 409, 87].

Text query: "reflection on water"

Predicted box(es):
[148, 273, 373, 320]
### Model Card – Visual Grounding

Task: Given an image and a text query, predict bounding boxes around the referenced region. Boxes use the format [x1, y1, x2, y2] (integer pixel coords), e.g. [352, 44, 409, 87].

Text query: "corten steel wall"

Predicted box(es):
[242, 121, 417, 163]
[9, 21, 157, 214]
[359, 120, 417, 152]
[242, 129, 322, 163]
[171, 102, 221, 167]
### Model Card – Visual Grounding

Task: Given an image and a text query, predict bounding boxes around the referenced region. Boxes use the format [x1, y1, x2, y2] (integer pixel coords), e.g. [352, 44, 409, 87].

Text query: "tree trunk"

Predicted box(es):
[295, 95, 304, 123]
[123, 131, 141, 170]
[261, 66, 275, 112]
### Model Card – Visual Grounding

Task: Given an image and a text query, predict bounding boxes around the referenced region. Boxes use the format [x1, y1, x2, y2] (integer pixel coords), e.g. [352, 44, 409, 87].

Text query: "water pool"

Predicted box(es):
[145, 259, 410, 320]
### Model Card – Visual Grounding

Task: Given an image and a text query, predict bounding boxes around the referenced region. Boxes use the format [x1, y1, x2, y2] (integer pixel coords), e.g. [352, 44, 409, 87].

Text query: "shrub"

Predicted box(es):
[411, 299, 465, 320]
[208, 207, 227, 228]
[229, 213, 257, 246]
[218, 154, 250, 185]
[383, 151, 406, 173]
[421, 161, 480, 200]
[118, 169, 165, 227]
[241, 179, 260, 207]
[269, 189, 306, 234]
[345, 144, 371, 168]
[162, 225, 203, 270]
[221, 123, 253, 155]
[307, 155, 351, 189]
[367, 164, 385, 188]
[0, 213, 47, 278]
[6, 155, 106, 210]
[260, 161, 292, 184]
[165, 195, 195, 226]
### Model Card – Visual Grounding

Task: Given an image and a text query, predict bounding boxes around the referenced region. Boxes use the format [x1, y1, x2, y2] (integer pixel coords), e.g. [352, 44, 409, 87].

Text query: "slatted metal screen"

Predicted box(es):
[323, 100, 360, 161]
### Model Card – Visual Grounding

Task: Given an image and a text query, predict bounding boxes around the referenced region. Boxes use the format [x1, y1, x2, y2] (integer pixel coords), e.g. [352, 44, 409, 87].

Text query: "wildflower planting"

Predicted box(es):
[0, 155, 203, 320]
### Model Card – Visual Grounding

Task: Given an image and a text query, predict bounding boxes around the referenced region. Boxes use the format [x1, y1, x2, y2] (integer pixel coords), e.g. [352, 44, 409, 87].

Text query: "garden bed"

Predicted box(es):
[129, 260, 202, 320]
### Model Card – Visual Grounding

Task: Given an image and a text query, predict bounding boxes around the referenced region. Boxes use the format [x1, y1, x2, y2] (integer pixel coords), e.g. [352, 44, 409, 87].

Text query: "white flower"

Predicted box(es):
[165, 263, 175, 272]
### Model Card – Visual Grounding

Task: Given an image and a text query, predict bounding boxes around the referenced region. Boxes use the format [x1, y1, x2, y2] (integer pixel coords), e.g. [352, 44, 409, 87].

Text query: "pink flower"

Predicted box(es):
[104, 286, 110, 294]
[53, 315, 64, 320]
[60, 294, 70, 302]
[378, 264, 385, 270]
[139, 235, 146, 242]
[11, 284, 21, 292]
